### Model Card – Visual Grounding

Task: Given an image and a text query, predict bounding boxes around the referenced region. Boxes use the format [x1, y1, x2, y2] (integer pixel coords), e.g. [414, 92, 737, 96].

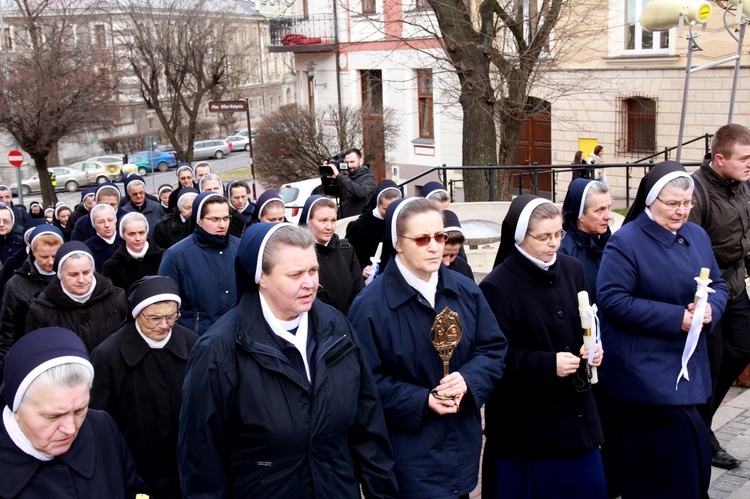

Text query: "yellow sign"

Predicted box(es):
[699, 4, 711, 21]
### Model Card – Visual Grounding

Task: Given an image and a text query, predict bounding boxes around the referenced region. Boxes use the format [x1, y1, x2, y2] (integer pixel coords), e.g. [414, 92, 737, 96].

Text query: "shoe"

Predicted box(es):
[712, 449, 741, 470]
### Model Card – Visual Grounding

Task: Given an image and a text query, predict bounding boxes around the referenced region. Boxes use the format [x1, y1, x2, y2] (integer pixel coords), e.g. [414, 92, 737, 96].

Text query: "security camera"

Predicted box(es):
[640, 0, 712, 32]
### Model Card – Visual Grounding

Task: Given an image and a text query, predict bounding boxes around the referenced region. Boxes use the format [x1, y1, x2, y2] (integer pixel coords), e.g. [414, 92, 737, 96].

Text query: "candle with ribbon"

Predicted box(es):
[676, 267, 714, 389]
[577, 290, 600, 384]
[365, 242, 383, 286]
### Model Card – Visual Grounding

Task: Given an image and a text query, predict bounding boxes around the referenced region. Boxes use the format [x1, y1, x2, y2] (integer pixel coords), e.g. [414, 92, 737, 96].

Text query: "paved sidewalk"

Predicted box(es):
[710, 386, 750, 498]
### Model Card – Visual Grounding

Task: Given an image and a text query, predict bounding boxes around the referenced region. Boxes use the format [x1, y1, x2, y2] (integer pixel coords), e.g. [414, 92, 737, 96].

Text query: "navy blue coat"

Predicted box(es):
[122, 198, 166, 237]
[558, 223, 610, 304]
[0, 232, 22, 267]
[597, 212, 728, 406]
[158, 230, 239, 335]
[0, 409, 146, 498]
[178, 292, 398, 498]
[84, 234, 122, 273]
[348, 263, 507, 498]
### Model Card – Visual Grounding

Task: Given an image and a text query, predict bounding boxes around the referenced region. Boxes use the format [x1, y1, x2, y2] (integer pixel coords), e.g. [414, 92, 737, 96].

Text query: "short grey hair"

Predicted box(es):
[90, 204, 117, 226]
[664, 176, 693, 192]
[119, 211, 149, 238]
[261, 225, 315, 274]
[527, 203, 562, 233]
[20, 363, 94, 409]
[582, 181, 610, 214]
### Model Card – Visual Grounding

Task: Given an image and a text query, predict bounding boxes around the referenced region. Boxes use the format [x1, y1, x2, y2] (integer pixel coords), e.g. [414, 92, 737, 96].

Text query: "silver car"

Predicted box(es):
[67, 161, 112, 185]
[10, 166, 91, 195]
[192, 139, 231, 160]
[224, 135, 250, 152]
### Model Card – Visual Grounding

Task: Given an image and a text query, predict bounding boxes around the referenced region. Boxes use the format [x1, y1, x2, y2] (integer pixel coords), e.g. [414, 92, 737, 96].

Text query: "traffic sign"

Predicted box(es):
[7, 149, 23, 168]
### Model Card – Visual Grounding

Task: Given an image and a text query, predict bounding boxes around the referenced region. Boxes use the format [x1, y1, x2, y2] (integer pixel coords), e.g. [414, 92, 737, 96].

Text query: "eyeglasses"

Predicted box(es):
[526, 230, 566, 243]
[0, 219, 12, 226]
[141, 312, 181, 325]
[399, 232, 448, 246]
[656, 197, 695, 211]
[202, 216, 230, 223]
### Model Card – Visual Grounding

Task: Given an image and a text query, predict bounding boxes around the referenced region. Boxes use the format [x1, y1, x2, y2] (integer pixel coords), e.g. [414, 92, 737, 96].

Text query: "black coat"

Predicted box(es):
[153, 210, 189, 250]
[345, 210, 385, 270]
[0, 409, 146, 498]
[0, 247, 27, 299]
[84, 234, 122, 273]
[90, 321, 198, 499]
[448, 255, 475, 281]
[0, 257, 53, 359]
[0, 233, 23, 267]
[102, 240, 164, 293]
[178, 292, 398, 497]
[479, 249, 603, 460]
[26, 273, 128, 353]
[315, 235, 364, 315]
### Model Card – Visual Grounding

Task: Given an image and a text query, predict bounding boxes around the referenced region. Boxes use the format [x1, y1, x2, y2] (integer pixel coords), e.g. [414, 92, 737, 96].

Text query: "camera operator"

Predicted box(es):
[325, 148, 376, 218]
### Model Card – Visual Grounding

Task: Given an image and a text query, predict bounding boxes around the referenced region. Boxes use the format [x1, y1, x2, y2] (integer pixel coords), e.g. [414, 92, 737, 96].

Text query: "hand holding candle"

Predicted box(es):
[365, 242, 383, 286]
[578, 290, 600, 384]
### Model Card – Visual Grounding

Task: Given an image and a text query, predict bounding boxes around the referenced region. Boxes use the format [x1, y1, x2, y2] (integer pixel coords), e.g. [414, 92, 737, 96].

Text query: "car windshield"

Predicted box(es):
[280, 187, 300, 203]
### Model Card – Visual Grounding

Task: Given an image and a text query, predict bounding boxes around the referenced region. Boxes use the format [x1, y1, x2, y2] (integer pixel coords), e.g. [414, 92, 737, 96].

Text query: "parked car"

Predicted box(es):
[224, 135, 250, 152]
[67, 161, 112, 185]
[131, 150, 178, 172]
[127, 155, 152, 176]
[280, 178, 324, 225]
[232, 128, 259, 138]
[192, 139, 231, 160]
[10, 167, 90, 196]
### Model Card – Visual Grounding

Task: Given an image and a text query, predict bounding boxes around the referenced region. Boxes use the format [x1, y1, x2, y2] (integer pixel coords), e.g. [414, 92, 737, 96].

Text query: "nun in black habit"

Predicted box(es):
[479, 194, 606, 499]
[90, 276, 198, 499]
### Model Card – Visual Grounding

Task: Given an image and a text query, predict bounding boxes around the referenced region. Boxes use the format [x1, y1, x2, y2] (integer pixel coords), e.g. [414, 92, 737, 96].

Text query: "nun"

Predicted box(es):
[102, 212, 165, 293]
[158, 184, 173, 210]
[28, 201, 43, 219]
[178, 223, 398, 497]
[71, 182, 128, 242]
[419, 181, 451, 210]
[167, 163, 197, 211]
[597, 161, 728, 498]
[153, 187, 198, 250]
[345, 179, 402, 274]
[0, 327, 145, 497]
[0, 202, 23, 267]
[299, 195, 364, 314]
[347, 197, 507, 498]
[442, 210, 474, 280]
[25, 241, 128, 352]
[90, 276, 197, 499]
[480, 194, 606, 498]
[559, 178, 613, 303]
[66, 187, 96, 240]
[249, 189, 286, 225]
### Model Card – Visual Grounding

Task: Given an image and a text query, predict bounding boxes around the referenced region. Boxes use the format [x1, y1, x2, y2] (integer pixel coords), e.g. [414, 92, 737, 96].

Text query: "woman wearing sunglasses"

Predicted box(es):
[348, 197, 507, 499]
[479, 194, 606, 498]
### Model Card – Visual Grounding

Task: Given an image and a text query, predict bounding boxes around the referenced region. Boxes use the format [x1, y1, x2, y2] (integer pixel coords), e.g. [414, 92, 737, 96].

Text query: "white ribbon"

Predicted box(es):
[676, 277, 715, 389]
[579, 304, 601, 384]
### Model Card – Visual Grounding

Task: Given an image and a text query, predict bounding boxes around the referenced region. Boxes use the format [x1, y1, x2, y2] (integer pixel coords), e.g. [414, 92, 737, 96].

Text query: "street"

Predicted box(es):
[11, 151, 263, 209]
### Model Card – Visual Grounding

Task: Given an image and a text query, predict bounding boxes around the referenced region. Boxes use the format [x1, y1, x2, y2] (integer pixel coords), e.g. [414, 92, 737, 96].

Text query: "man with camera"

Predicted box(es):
[325, 148, 376, 218]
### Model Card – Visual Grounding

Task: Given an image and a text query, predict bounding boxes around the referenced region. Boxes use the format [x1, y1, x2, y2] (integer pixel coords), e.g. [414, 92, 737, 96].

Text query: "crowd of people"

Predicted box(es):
[0, 124, 747, 498]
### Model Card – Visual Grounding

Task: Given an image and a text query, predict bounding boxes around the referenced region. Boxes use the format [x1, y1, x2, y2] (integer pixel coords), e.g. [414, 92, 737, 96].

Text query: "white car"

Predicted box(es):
[280, 178, 323, 225]
[224, 135, 250, 152]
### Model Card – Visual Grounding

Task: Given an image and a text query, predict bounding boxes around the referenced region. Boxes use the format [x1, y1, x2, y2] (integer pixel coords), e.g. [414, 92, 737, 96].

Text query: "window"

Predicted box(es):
[3, 27, 11, 51]
[625, 0, 669, 52]
[417, 69, 433, 138]
[93, 24, 106, 49]
[362, 0, 376, 14]
[619, 97, 657, 153]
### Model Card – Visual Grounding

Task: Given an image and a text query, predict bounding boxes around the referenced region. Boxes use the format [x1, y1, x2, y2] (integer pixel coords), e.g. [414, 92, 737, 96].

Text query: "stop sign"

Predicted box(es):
[7, 150, 23, 167]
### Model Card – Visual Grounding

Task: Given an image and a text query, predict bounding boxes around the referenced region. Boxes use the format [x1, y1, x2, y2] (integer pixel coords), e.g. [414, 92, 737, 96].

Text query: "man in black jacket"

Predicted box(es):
[326, 148, 376, 218]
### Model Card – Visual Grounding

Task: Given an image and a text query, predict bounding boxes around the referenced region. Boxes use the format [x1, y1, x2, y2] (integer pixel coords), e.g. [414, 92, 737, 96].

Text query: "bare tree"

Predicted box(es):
[116, 0, 251, 163]
[254, 103, 400, 188]
[0, 0, 118, 205]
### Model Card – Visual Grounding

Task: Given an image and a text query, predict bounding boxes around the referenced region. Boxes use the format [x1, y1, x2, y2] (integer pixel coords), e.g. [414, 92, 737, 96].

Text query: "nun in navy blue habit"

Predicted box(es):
[597, 161, 728, 499]
[0, 327, 145, 497]
[479, 194, 606, 499]
[178, 223, 397, 497]
[249, 189, 287, 225]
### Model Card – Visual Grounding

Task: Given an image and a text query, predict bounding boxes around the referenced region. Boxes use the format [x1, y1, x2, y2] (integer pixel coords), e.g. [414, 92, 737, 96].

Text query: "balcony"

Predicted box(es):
[268, 14, 337, 53]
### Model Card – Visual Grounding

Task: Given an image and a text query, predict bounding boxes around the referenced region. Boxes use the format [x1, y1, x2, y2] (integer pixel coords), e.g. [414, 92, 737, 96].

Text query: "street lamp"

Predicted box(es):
[306, 61, 316, 81]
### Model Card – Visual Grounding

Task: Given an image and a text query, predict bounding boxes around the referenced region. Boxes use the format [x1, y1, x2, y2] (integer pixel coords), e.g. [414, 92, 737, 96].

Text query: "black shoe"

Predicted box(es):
[712, 449, 741, 470]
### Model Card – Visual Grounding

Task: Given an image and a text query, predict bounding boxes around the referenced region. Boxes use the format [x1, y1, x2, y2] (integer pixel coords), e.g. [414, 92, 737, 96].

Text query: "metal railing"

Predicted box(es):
[269, 14, 336, 46]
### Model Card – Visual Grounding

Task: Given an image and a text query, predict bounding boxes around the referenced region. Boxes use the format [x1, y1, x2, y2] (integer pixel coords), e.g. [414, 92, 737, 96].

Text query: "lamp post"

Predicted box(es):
[306, 61, 316, 111]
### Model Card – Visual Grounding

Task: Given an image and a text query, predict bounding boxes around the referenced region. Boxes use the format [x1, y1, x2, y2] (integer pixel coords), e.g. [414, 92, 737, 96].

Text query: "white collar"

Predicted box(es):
[3, 406, 54, 461]
[259, 292, 311, 381]
[515, 243, 557, 271]
[134, 320, 172, 349]
[394, 254, 438, 309]
[33, 261, 56, 276]
[61, 276, 97, 303]
[98, 233, 117, 245]
[126, 241, 149, 259]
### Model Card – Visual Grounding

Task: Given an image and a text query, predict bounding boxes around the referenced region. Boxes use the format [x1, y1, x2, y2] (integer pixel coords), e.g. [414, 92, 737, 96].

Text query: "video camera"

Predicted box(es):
[319, 151, 347, 177]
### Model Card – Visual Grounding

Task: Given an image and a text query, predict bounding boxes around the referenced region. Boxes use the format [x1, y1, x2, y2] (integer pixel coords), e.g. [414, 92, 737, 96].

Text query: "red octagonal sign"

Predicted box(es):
[7, 149, 23, 167]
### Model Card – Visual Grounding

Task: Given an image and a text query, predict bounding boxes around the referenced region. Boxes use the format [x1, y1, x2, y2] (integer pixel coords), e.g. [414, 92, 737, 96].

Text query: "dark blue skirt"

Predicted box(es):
[483, 448, 606, 499]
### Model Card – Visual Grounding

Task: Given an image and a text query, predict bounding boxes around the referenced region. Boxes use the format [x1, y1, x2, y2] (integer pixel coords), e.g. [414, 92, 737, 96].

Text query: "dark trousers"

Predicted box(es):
[699, 290, 750, 453]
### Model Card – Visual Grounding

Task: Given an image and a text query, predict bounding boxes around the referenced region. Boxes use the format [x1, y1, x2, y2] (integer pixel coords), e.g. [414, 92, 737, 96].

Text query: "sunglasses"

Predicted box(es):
[399, 232, 448, 246]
